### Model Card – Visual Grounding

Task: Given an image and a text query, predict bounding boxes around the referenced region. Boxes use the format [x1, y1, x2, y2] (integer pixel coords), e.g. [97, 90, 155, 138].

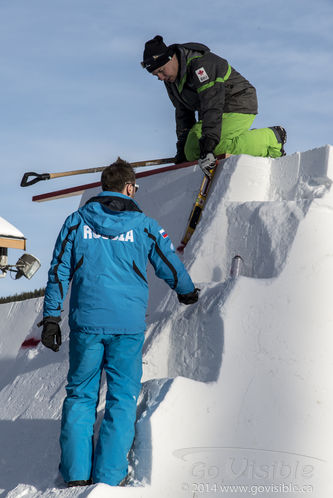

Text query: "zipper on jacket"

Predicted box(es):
[132, 260, 147, 283]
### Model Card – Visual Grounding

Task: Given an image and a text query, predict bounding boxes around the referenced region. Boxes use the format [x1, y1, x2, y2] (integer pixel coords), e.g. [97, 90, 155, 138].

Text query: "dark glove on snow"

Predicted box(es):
[175, 130, 191, 164]
[177, 288, 200, 305]
[175, 142, 187, 164]
[40, 316, 62, 352]
[175, 150, 187, 164]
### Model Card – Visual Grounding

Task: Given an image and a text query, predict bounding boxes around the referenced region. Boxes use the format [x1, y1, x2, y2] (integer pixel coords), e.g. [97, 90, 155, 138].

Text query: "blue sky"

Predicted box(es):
[0, 0, 332, 296]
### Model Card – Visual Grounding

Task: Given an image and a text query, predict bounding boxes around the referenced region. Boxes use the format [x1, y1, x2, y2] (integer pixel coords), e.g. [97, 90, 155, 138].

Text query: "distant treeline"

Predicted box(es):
[0, 287, 45, 304]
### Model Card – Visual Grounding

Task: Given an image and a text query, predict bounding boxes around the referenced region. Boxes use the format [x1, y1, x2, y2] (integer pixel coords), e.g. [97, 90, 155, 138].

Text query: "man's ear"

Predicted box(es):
[124, 183, 133, 197]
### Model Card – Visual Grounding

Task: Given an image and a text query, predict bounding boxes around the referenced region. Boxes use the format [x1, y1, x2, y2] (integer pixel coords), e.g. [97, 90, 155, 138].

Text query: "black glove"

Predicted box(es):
[199, 137, 216, 157]
[177, 288, 200, 305]
[175, 130, 191, 164]
[40, 316, 62, 352]
[175, 149, 187, 164]
[175, 141, 187, 164]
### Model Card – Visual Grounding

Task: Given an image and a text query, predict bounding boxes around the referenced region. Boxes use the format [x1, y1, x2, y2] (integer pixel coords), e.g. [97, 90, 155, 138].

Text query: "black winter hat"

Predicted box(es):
[141, 35, 174, 73]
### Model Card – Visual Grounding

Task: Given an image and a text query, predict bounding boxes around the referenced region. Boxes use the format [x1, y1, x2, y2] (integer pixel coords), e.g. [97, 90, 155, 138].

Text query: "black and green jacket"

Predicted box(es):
[165, 42, 258, 155]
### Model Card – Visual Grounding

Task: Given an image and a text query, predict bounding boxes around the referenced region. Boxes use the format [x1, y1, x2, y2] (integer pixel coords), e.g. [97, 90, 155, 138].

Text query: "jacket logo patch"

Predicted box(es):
[159, 229, 168, 239]
[83, 225, 134, 242]
[195, 67, 209, 83]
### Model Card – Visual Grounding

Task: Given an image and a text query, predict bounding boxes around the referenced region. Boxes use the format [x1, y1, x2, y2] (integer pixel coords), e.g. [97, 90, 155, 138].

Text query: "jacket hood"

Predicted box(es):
[78, 191, 143, 237]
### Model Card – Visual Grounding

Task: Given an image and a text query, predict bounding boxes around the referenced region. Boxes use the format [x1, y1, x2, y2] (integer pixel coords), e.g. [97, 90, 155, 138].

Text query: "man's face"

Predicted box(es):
[152, 54, 179, 83]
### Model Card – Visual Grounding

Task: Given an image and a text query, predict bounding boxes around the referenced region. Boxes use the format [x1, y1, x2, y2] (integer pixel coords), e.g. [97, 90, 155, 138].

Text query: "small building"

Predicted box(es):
[0, 216, 27, 278]
[0, 216, 26, 250]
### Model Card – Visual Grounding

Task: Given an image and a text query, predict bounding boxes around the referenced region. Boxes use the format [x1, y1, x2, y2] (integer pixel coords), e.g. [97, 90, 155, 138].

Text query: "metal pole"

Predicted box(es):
[230, 255, 243, 278]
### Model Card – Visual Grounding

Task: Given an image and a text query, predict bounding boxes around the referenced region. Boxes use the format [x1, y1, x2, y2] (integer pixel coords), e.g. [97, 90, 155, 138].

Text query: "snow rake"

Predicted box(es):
[20, 157, 175, 187]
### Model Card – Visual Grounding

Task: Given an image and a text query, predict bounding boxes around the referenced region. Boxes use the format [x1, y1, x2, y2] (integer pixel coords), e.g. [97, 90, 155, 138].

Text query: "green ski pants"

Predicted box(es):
[184, 113, 283, 161]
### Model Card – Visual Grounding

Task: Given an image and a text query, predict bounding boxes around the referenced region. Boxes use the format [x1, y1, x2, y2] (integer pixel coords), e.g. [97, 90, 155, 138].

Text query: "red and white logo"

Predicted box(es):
[159, 229, 168, 239]
[195, 67, 209, 83]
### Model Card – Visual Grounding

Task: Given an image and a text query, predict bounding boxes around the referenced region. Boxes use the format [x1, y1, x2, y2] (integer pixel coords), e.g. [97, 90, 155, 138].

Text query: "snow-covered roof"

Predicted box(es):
[0, 216, 25, 239]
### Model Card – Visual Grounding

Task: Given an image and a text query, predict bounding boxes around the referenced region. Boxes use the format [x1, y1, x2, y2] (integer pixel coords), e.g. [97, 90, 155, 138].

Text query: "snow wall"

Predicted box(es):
[0, 146, 332, 497]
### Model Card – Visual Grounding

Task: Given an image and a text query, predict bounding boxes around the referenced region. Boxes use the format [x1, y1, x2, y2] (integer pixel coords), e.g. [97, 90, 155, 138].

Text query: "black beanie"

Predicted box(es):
[141, 35, 174, 73]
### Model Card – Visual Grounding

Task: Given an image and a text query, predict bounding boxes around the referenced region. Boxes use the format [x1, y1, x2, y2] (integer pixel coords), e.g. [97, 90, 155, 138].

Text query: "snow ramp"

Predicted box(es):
[0, 146, 332, 497]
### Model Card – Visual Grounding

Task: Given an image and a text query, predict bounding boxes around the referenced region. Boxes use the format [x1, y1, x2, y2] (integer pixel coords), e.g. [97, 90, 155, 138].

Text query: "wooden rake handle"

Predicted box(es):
[20, 157, 175, 187]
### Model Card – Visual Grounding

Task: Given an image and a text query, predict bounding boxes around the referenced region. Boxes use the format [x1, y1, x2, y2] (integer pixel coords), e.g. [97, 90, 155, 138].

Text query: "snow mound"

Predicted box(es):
[1, 146, 332, 497]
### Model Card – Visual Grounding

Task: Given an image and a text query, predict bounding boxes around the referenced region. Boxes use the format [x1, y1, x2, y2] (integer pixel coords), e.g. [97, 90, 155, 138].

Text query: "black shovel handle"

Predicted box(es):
[20, 172, 51, 187]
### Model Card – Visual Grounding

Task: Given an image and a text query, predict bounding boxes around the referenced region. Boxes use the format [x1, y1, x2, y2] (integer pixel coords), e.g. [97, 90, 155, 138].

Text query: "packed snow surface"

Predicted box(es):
[1, 146, 333, 497]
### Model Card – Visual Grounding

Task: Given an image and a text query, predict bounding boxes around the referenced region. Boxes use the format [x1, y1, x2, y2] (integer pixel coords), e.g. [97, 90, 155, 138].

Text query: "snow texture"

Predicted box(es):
[0, 217, 25, 239]
[1, 146, 333, 497]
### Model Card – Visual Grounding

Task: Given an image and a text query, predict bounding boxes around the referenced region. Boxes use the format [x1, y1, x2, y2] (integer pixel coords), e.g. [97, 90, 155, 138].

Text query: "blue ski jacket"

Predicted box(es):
[43, 191, 195, 334]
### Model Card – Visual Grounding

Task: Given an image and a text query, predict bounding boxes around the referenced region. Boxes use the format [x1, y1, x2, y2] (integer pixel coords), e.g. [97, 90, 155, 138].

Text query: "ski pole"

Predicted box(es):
[20, 157, 175, 187]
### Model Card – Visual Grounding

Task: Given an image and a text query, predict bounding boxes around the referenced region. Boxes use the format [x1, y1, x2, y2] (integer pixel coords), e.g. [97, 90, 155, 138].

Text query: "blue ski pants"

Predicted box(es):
[59, 331, 144, 486]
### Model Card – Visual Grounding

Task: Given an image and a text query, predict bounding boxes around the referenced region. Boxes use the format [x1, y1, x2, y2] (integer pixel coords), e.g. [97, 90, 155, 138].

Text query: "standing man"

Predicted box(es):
[141, 35, 287, 176]
[40, 158, 198, 487]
